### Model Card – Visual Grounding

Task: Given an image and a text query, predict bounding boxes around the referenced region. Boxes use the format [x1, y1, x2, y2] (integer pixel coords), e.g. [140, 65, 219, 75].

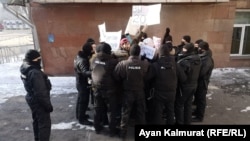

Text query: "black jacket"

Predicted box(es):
[199, 50, 214, 81]
[177, 53, 201, 87]
[20, 61, 53, 112]
[90, 52, 118, 90]
[150, 56, 177, 92]
[149, 55, 187, 101]
[74, 51, 91, 87]
[114, 56, 150, 91]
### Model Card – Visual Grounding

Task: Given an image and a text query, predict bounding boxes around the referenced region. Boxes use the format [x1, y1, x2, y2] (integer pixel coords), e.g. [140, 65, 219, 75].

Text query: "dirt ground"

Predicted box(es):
[1, 68, 250, 141]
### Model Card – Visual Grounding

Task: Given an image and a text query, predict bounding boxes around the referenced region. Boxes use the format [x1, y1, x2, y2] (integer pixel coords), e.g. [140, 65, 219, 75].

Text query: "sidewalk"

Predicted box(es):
[0, 68, 250, 141]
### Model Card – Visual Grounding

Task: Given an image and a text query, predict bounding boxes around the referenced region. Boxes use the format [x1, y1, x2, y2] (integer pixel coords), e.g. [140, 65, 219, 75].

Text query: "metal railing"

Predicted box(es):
[0, 44, 34, 64]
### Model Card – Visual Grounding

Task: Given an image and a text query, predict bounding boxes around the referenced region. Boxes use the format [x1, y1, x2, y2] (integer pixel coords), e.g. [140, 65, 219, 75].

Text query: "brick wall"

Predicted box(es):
[30, 2, 244, 76]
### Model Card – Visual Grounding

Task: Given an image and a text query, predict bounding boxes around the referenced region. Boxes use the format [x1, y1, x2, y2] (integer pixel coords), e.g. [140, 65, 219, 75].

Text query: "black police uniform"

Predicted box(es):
[90, 43, 119, 135]
[193, 49, 214, 121]
[175, 44, 201, 125]
[114, 45, 150, 138]
[20, 49, 53, 141]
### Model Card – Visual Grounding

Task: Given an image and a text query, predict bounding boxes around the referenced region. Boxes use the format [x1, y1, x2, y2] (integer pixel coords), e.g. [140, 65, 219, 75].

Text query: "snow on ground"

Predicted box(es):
[1, 60, 250, 129]
[0, 61, 76, 104]
[52, 121, 95, 131]
[0, 61, 81, 130]
[0, 60, 249, 104]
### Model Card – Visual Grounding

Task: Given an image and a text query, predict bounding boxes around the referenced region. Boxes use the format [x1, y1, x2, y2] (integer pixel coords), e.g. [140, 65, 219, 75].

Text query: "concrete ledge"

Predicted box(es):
[32, 0, 229, 3]
[230, 55, 250, 60]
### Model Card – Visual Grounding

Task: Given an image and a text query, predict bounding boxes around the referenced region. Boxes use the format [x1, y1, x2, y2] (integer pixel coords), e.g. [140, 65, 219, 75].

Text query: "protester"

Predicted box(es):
[113, 25, 149, 61]
[162, 27, 173, 45]
[113, 38, 131, 61]
[20, 49, 53, 141]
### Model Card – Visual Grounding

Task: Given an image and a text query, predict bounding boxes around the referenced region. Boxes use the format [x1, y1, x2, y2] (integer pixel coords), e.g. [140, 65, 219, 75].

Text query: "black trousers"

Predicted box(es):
[93, 89, 118, 133]
[175, 86, 197, 125]
[26, 101, 51, 141]
[120, 91, 146, 133]
[76, 84, 90, 122]
[193, 80, 209, 119]
[148, 91, 176, 125]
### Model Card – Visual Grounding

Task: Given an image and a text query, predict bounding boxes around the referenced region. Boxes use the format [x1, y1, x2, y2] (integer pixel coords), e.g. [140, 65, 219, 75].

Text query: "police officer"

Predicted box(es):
[175, 43, 201, 125]
[148, 44, 186, 125]
[90, 42, 119, 136]
[114, 44, 150, 138]
[74, 40, 94, 125]
[176, 35, 191, 58]
[192, 41, 214, 122]
[20, 49, 53, 141]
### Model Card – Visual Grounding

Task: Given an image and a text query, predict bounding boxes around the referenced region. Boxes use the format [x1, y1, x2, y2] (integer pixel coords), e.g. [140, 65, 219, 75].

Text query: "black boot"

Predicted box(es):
[79, 119, 93, 125]
[191, 116, 203, 122]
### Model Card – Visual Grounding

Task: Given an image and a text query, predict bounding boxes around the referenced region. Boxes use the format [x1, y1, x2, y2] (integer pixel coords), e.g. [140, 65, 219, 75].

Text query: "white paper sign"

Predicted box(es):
[125, 16, 140, 36]
[104, 30, 122, 51]
[140, 44, 156, 60]
[98, 22, 106, 42]
[146, 4, 161, 25]
[132, 4, 161, 26]
[153, 36, 161, 49]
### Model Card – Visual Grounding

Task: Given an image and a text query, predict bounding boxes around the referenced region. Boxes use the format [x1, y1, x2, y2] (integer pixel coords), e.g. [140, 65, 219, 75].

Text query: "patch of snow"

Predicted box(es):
[51, 121, 95, 131]
[240, 106, 250, 112]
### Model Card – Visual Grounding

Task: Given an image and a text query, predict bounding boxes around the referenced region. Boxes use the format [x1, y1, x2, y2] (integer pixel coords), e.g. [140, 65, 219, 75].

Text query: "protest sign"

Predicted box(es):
[98, 22, 106, 42]
[104, 30, 122, 51]
[132, 4, 161, 26]
[140, 44, 156, 60]
[98, 22, 122, 51]
[125, 16, 141, 36]
[146, 4, 161, 25]
[153, 36, 161, 49]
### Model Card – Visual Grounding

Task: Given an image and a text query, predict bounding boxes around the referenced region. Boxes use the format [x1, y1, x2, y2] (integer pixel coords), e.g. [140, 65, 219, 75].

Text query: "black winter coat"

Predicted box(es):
[20, 61, 53, 112]
[199, 50, 214, 82]
[177, 53, 201, 88]
[90, 52, 118, 90]
[150, 56, 177, 92]
[114, 56, 150, 91]
[74, 51, 91, 88]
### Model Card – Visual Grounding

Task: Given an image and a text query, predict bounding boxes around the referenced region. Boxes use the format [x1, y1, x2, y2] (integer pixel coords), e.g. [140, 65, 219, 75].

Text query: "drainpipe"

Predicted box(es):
[2, 3, 40, 50]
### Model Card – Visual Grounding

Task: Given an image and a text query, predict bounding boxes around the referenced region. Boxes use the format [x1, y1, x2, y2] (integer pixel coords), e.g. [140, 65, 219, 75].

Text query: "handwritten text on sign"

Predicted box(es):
[132, 4, 161, 26]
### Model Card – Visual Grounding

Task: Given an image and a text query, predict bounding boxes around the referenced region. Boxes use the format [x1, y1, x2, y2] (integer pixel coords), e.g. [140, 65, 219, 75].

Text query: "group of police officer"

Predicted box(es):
[73, 32, 214, 139]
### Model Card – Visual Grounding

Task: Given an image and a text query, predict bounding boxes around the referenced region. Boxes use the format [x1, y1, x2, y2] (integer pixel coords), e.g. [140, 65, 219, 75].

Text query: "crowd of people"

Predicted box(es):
[20, 26, 214, 141]
[73, 26, 214, 138]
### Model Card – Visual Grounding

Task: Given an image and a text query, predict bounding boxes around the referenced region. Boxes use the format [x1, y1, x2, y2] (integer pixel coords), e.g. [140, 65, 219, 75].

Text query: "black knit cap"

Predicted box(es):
[166, 27, 170, 35]
[159, 44, 171, 57]
[82, 42, 93, 56]
[86, 38, 95, 45]
[98, 42, 112, 55]
[130, 44, 141, 56]
[183, 43, 195, 53]
[195, 39, 203, 44]
[25, 49, 40, 62]
[199, 41, 209, 51]
[183, 35, 191, 43]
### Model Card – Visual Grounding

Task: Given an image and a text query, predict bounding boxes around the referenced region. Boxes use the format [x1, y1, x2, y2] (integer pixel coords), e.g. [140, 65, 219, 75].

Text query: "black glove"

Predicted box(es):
[141, 54, 147, 61]
[45, 105, 53, 113]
